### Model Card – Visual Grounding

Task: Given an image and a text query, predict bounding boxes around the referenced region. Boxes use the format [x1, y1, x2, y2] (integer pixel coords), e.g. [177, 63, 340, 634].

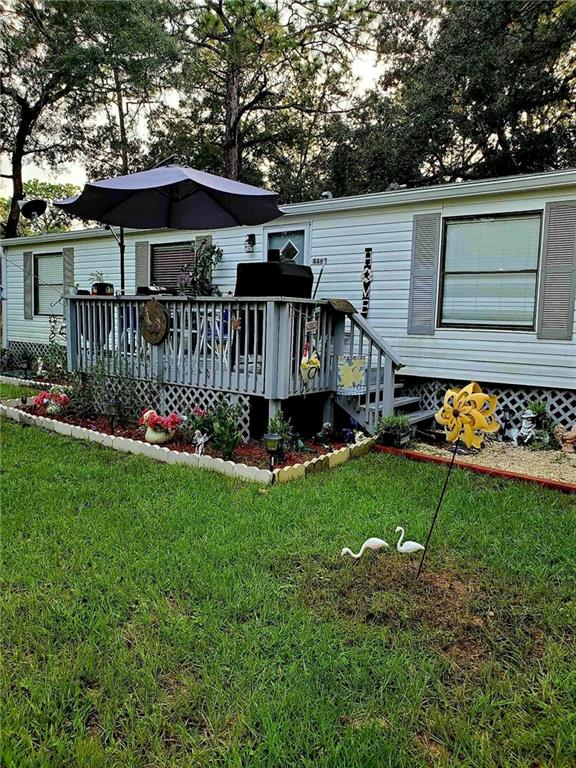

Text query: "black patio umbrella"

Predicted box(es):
[55, 165, 284, 291]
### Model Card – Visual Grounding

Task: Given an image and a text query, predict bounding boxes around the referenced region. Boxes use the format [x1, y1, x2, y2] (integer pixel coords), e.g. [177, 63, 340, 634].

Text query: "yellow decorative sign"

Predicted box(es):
[336, 355, 367, 395]
[435, 381, 499, 449]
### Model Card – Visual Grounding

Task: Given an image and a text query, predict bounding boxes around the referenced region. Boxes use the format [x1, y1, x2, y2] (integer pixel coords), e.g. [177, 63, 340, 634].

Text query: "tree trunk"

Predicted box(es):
[4, 116, 31, 239]
[224, 64, 241, 179]
[113, 66, 129, 175]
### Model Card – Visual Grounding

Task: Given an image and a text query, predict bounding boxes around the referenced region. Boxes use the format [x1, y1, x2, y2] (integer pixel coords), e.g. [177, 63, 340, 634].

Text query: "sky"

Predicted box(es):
[0, 52, 380, 197]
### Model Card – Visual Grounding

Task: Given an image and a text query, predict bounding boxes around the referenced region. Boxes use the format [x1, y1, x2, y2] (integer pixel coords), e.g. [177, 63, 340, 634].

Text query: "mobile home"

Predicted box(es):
[2, 169, 575, 432]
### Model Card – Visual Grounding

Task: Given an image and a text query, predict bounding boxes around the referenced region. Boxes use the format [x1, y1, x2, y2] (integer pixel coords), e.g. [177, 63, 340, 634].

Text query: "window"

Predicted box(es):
[34, 253, 63, 315]
[266, 229, 306, 264]
[439, 213, 542, 329]
[151, 241, 194, 288]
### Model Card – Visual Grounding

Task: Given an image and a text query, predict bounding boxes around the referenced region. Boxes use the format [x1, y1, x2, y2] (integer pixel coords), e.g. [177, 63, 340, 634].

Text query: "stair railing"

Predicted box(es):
[335, 312, 403, 433]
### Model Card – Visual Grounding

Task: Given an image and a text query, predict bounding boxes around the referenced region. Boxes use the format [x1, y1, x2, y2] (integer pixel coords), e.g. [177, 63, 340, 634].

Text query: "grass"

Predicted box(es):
[0, 381, 40, 400]
[2, 418, 575, 768]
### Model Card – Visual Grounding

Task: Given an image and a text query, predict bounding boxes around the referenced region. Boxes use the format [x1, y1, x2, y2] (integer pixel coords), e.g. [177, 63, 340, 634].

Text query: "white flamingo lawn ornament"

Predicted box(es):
[341, 537, 389, 559]
[395, 526, 425, 554]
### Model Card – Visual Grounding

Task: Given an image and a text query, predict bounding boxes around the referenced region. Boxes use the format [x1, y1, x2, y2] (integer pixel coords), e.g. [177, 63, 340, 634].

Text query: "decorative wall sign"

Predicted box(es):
[361, 247, 373, 318]
[336, 355, 367, 395]
[139, 300, 169, 345]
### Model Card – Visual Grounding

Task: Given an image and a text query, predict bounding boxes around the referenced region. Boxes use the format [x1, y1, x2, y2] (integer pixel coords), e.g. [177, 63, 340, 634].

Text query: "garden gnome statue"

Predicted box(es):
[193, 430, 209, 455]
[516, 410, 537, 446]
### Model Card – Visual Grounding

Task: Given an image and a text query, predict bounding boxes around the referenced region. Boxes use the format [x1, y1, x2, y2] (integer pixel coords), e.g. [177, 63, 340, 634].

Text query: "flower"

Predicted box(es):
[33, 391, 51, 407]
[140, 408, 181, 433]
[435, 381, 499, 449]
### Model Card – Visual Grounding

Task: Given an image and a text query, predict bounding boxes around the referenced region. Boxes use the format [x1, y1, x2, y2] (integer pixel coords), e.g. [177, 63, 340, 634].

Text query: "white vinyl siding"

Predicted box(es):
[440, 214, 541, 329]
[3, 181, 575, 389]
[35, 253, 63, 315]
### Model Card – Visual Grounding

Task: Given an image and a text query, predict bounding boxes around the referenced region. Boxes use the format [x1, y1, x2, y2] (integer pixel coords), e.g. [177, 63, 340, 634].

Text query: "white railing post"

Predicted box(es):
[382, 355, 394, 417]
[275, 301, 292, 401]
[65, 297, 78, 372]
[264, 300, 279, 400]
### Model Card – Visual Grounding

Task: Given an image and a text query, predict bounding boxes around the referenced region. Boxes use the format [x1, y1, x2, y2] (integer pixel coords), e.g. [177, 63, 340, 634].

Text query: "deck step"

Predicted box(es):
[392, 395, 421, 409]
[406, 409, 435, 425]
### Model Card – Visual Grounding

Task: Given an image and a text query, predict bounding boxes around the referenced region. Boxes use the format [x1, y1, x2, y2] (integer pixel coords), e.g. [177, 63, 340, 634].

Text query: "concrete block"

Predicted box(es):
[316, 454, 330, 472]
[198, 454, 215, 471]
[328, 446, 350, 468]
[18, 410, 36, 427]
[290, 462, 306, 480]
[274, 466, 294, 484]
[350, 439, 372, 458]
[255, 468, 273, 485]
[232, 461, 249, 478]
[51, 420, 72, 437]
[4, 406, 21, 423]
[88, 430, 113, 448]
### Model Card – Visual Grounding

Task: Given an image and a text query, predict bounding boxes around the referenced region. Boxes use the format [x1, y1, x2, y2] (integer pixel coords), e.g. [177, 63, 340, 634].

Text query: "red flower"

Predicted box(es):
[33, 391, 51, 407]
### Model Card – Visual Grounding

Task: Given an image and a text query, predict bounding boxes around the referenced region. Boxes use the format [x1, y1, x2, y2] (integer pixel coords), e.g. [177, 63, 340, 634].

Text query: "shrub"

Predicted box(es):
[377, 413, 412, 435]
[211, 399, 242, 460]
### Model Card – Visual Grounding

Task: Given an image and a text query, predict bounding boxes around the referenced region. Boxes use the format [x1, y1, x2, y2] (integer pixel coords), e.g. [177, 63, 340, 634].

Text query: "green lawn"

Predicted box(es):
[2, 419, 575, 768]
[0, 381, 40, 400]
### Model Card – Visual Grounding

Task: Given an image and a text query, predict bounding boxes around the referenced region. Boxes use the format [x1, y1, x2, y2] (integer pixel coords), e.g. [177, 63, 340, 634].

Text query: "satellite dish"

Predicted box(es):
[18, 198, 47, 221]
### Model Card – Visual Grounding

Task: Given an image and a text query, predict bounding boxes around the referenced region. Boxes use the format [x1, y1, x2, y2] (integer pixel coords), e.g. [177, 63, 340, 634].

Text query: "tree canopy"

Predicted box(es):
[1, 0, 575, 237]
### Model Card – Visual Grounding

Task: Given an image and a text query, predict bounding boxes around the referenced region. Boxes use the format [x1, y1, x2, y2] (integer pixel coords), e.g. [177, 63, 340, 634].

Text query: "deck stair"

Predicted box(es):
[335, 312, 435, 434]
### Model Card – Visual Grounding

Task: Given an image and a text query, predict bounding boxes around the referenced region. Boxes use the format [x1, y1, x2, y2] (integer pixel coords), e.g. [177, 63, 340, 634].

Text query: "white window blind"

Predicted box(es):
[151, 242, 194, 288]
[440, 214, 541, 328]
[35, 253, 63, 315]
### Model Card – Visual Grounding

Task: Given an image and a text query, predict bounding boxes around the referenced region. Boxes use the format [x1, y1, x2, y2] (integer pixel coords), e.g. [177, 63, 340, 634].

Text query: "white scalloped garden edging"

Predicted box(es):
[0, 402, 376, 485]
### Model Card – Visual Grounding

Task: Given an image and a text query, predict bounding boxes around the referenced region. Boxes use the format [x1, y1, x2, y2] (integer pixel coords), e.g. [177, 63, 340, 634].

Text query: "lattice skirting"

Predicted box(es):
[95, 376, 252, 442]
[4, 341, 62, 365]
[400, 376, 576, 428]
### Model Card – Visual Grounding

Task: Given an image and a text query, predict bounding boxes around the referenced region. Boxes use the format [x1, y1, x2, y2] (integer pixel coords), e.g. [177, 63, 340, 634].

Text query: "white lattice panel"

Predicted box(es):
[97, 376, 251, 442]
[400, 376, 576, 427]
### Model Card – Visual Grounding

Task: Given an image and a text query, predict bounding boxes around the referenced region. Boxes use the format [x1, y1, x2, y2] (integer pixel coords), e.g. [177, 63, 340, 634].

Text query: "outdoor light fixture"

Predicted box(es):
[103, 398, 120, 434]
[244, 233, 256, 253]
[263, 431, 281, 473]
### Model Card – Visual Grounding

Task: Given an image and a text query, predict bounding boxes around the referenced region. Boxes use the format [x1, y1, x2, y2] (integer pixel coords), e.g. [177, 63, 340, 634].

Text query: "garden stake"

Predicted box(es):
[417, 381, 500, 580]
[416, 442, 458, 580]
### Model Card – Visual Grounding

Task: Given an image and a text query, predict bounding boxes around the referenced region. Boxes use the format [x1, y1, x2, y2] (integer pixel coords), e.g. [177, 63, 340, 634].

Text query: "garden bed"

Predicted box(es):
[375, 442, 576, 493]
[0, 401, 375, 484]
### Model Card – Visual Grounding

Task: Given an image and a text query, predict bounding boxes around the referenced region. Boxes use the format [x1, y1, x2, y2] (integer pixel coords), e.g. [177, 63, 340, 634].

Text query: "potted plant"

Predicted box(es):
[377, 413, 413, 447]
[139, 409, 182, 444]
[90, 270, 114, 296]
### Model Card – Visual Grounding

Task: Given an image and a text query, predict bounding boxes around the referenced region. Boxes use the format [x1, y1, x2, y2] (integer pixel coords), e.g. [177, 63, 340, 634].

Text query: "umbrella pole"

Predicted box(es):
[119, 226, 125, 294]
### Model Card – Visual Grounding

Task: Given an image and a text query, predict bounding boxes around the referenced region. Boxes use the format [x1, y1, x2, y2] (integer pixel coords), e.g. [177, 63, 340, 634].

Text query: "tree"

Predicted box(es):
[327, 0, 576, 194]
[1, 1, 97, 237]
[0, 180, 79, 237]
[1, 0, 179, 238]
[148, 0, 373, 197]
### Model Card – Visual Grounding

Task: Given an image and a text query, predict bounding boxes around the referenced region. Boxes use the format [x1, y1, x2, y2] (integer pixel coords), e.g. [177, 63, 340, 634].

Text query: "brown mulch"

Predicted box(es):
[413, 440, 576, 485]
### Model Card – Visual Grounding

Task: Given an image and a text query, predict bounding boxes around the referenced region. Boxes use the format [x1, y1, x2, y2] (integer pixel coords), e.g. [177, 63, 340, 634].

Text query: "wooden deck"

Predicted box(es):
[66, 294, 409, 432]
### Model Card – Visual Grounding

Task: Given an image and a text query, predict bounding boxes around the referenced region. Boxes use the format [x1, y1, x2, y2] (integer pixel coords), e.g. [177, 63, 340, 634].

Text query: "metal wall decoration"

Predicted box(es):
[336, 355, 367, 395]
[139, 300, 169, 345]
[361, 247, 373, 318]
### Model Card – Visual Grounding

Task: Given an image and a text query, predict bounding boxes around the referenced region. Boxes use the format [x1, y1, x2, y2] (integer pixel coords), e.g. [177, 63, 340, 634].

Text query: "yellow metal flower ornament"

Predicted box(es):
[435, 381, 499, 449]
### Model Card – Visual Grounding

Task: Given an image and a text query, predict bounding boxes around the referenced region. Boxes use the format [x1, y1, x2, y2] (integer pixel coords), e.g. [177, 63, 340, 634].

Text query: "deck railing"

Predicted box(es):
[66, 296, 337, 400]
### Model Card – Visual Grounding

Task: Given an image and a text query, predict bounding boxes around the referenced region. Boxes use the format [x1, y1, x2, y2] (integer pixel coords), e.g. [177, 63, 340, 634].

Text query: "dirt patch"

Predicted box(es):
[413, 440, 576, 485]
[285, 556, 555, 674]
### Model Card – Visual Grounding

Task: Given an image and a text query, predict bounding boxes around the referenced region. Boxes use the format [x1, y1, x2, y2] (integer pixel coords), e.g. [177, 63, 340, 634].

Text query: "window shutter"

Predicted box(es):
[63, 246, 74, 294]
[135, 241, 150, 290]
[23, 251, 33, 319]
[150, 241, 194, 288]
[537, 201, 576, 340]
[407, 213, 441, 335]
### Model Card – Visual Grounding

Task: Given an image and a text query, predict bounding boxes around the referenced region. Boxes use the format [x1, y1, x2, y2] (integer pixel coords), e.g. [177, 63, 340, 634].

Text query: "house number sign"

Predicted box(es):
[139, 300, 169, 345]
